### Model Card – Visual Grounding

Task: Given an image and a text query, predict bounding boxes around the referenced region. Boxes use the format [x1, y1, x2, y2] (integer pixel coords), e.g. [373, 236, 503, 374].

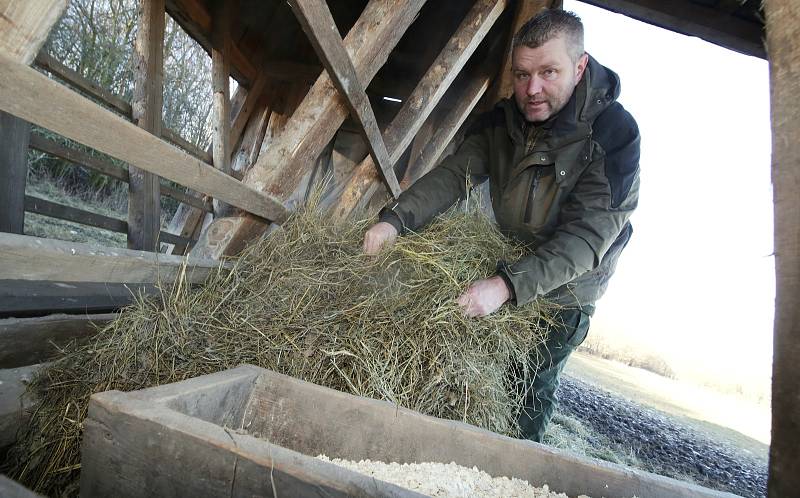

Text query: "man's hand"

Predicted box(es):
[362, 222, 399, 255]
[457, 276, 512, 318]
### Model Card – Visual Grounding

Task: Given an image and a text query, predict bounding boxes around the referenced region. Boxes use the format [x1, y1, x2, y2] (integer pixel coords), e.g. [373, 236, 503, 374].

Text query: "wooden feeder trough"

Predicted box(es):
[80, 365, 738, 498]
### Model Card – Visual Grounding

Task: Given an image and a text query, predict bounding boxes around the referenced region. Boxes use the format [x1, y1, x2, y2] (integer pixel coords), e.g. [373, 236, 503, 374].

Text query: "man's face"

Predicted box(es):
[512, 36, 588, 123]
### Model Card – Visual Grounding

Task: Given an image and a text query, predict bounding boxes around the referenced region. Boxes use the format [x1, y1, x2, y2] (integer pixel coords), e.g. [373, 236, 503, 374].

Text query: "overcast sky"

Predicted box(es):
[562, 1, 774, 396]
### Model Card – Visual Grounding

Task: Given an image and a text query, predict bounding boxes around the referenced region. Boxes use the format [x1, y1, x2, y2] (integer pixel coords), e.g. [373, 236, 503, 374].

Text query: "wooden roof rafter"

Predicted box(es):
[289, 0, 402, 198]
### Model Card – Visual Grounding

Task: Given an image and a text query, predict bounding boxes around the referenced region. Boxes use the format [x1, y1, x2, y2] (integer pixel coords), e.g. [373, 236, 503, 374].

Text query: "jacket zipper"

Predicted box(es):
[523, 167, 543, 223]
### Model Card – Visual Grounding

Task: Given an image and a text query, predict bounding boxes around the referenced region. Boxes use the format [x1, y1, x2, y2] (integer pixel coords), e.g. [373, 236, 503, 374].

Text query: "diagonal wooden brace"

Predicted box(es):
[289, 0, 401, 198]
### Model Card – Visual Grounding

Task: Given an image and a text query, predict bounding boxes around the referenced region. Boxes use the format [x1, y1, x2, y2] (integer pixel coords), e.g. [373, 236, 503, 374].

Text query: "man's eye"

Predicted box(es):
[515, 72, 530, 80]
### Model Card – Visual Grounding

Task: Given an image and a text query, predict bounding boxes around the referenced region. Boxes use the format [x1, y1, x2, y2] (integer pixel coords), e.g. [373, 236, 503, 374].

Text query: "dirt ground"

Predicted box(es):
[558, 352, 769, 497]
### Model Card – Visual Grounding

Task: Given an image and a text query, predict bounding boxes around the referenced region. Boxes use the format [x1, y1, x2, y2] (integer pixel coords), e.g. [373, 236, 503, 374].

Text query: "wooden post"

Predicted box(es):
[129, 0, 165, 251]
[765, 1, 800, 496]
[0, 111, 29, 234]
[211, 0, 232, 217]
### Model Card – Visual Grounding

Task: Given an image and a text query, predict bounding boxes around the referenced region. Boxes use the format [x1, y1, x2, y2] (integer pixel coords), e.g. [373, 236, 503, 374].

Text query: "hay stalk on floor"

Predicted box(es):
[4, 205, 555, 496]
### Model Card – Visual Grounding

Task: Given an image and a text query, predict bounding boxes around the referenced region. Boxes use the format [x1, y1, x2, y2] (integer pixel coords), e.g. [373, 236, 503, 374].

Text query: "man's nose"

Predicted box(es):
[527, 76, 543, 96]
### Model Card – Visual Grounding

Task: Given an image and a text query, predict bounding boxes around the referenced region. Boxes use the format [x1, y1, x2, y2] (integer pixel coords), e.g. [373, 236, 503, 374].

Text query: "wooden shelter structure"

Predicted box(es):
[0, 0, 796, 496]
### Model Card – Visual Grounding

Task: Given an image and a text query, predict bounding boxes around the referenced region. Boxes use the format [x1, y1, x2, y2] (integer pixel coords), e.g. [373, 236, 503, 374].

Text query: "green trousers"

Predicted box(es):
[517, 308, 591, 442]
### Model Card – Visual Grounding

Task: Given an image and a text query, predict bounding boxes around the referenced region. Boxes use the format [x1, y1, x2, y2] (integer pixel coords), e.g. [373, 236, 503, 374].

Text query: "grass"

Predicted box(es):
[23, 169, 177, 248]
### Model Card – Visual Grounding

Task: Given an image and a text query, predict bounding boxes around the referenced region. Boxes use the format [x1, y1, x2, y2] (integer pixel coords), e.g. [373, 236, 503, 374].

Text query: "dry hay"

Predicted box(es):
[3, 206, 554, 496]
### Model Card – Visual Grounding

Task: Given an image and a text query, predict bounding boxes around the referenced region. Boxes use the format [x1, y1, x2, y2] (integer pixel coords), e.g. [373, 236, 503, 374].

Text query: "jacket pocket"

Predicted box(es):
[522, 165, 557, 230]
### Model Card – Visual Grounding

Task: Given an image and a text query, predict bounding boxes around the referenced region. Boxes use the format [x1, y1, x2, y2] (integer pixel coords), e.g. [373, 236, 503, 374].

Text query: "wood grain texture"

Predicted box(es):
[0, 280, 156, 317]
[0, 110, 29, 233]
[330, 0, 508, 219]
[0, 0, 67, 64]
[289, 0, 401, 197]
[192, 0, 425, 259]
[0, 232, 222, 284]
[0, 54, 288, 222]
[0, 313, 115, 368]
[34, 52, 213, 164]
[23, 195, 192, 247]
[765, 0, 800, 495]
[129, 0, 166, 251]
[29, 134, 211, 212]
[402, 73, 491, 189]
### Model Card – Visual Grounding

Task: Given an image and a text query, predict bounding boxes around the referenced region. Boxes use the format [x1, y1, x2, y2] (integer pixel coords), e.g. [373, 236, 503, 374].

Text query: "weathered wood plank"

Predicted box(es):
[129, 0, 166, 251]
[0, 476, 43, 498]
[34, 51, 132, 116]
[0, 363, 43, 449]
[25, 195, 126, 233]
[34, 52, 214, 164]
[290, 0, 401, 198]
[766, 0, 800, 496]
[28, 134, 212, 212]
[0, 233, 223, 284]
[0, 280, 156, 317]
[24, 195, 193, 247]
[229, 73, 267, 152]
[0, 110, 29, 233]
[330, 0, 507, 219]
[0, 54, 289, 222]
[191, 0, 427, 259]
[211, 0, 231, 178]
[0, 313, 115, 369]
[401, 73, 491, 190]
[0, 0, 67, 65]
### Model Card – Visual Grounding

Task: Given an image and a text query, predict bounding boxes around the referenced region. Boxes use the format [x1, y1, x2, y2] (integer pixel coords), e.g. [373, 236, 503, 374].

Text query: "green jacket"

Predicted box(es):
[381, 56, 640, 312]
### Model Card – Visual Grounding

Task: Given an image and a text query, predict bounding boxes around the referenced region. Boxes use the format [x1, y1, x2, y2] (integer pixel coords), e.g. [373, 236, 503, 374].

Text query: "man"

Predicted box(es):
[362, 10, 640, 442]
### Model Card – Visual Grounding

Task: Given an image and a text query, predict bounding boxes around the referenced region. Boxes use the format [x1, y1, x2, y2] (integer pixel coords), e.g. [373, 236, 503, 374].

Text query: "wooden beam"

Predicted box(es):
[0, 280, 156, 318]
[35, 52, 214, 164]
[402, 73, 491, 190]
[330, 0, 508, 219]
[0, 54, 289, 222]
[211, 0, 232, 177]
[0, 0, 67, 64]
[0, 232, 223, 284]
[230, 73, 267, 151]
[166, 0, 257, 85]
[28, 134, 212, 213]
[289, 0, 401, 198]
[129, 0, 166, 251]
[483, 0, 552, 108]
[766, 1, 800, 495]
[0, 313, 115, 369]
[580, 0, 765, 59]
[191, 0, 427, 259]
[0, 110, 29, 233]
[24, 195, 192, 247]
[34, 51, 132, 116]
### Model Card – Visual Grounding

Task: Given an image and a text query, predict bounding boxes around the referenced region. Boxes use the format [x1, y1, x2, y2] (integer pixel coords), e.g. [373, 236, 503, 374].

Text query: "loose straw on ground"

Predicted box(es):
[4, 204, 555, 496]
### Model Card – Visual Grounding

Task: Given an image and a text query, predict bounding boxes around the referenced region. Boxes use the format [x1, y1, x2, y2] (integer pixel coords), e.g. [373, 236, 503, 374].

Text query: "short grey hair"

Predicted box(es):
[512, 9, 585, 63]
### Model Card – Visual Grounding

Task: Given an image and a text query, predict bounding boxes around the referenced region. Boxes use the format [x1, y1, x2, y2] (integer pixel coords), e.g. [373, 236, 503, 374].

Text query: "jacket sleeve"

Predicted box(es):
[499, 105, 640, 305]
[379, 115, 492, 233]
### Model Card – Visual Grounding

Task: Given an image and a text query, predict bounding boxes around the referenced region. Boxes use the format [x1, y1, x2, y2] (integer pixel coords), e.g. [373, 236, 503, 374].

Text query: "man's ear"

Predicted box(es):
[575, 53, 589, 82]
